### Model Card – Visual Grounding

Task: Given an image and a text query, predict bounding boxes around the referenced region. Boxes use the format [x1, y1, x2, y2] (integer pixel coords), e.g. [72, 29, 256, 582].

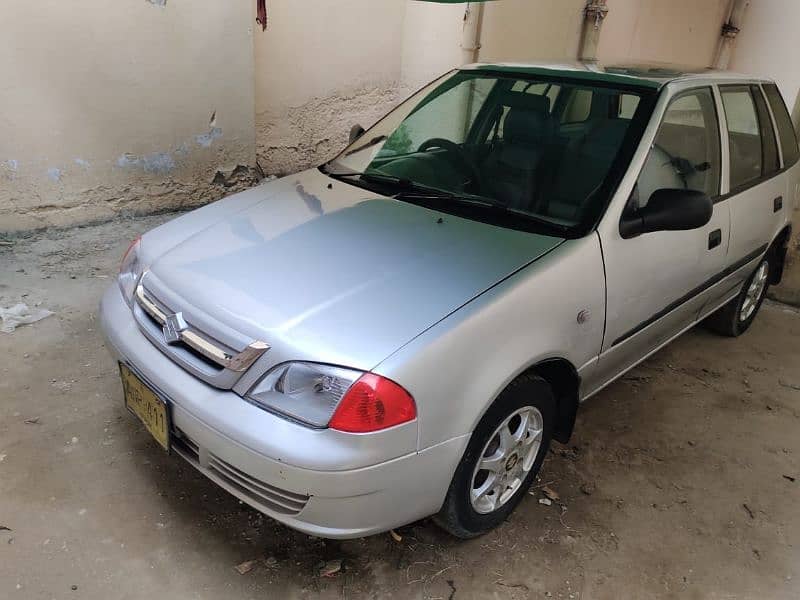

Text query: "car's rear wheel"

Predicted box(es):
[434, 373, 555, 538]
[705, 257, 770, 337]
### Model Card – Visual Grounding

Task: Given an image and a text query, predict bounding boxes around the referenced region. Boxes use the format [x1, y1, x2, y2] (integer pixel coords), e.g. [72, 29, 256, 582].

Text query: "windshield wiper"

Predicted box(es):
[326, 169, 455, 197]
[323, 167, 569, 234]
[397, 191, 569, 234]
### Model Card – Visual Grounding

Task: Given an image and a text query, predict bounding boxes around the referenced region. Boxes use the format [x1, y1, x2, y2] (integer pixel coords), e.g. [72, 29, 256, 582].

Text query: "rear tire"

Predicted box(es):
[705, 257, 770, 337]
[434, 373, 555, 539]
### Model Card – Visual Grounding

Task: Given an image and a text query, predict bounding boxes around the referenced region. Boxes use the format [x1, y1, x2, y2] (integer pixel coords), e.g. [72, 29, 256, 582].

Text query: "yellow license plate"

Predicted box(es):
[119, 363, 170, 451]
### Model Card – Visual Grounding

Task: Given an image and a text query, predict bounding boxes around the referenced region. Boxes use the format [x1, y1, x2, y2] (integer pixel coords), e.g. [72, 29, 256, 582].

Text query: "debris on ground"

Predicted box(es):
[0, 526, 11, 532]
[390, 529, 403, 543]
[542, 486, 561, 503]
[496, 580, 530, 591]
[580, 483, 595, 496]
[0, 303, 53, 333]
[783, 475, 796, 482]
[318, 559, 342, 577]
[778, 379, 800, 391]
[262, 556, 278, 568]
[539, 498, 553, 506]
[743, 503, 755, 519]
[234, 560, 257, 575]
[23, 417, 40, 425]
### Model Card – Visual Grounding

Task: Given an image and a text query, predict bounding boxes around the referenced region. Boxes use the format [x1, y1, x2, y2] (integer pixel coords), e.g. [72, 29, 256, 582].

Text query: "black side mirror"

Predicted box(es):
[620, 188, 712, 238]
[349, 124, 366, 144]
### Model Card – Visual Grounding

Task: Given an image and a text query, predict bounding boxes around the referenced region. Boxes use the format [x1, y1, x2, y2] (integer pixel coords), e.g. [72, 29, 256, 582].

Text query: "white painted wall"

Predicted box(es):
[730, 0, 800, 121]
[0, 0, 255, 232]
[730, 0, 800, 302]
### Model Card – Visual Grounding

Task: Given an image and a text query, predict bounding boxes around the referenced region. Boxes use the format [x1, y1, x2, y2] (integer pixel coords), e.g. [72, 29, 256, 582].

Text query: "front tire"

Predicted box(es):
[706, 257, 770, 337]
[434, 373, 555, 538]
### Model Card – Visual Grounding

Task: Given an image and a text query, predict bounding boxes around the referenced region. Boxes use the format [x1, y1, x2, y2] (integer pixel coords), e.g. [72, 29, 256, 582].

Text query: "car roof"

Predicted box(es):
[463, 61, 771, 90]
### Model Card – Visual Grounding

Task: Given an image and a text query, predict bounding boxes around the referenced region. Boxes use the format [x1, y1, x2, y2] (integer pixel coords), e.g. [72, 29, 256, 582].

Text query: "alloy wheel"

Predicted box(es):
[740, 260, 769, 322]
[469, 406, 543, 514]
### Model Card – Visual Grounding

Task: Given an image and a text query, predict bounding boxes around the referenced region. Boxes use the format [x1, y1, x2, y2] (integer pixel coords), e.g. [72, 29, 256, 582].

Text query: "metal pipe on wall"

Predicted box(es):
[461, 2, 485, 64]
[578, 0, 609, 62]
[712, 0, 750, 69]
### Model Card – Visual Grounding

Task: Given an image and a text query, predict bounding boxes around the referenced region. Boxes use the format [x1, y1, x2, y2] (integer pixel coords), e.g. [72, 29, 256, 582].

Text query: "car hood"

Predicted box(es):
[147, 171, 564, 369]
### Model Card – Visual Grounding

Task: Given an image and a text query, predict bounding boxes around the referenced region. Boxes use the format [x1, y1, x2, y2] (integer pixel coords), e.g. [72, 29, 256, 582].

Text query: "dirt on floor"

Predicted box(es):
[1, 215, 799, 600]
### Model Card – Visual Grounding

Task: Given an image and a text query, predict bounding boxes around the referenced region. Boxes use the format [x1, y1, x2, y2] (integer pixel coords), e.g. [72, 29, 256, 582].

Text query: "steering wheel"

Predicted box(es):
[417, 138, 483, 192]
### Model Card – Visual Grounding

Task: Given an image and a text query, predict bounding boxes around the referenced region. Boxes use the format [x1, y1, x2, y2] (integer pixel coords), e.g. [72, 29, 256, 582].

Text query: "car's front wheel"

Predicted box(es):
[434, 373, 555, 538]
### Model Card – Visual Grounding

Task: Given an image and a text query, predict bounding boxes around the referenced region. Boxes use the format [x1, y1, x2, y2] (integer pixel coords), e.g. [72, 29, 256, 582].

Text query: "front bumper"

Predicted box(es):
[99, 284, 467, 538]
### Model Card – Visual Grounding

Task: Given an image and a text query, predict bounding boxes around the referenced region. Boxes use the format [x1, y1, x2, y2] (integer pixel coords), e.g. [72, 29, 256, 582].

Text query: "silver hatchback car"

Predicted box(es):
[101, 62, 797, 539]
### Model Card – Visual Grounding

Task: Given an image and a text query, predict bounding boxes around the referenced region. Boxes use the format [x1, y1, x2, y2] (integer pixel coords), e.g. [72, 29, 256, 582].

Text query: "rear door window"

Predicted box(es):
[763, 83, 800, 168]
[721, 86, 764, 189]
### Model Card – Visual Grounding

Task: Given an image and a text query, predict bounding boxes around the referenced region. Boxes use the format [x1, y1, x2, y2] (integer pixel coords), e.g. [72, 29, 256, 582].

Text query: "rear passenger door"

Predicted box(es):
[718, 85, 784, 277]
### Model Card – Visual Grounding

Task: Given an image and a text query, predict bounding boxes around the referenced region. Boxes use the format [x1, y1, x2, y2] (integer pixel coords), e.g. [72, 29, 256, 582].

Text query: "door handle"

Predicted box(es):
[774, 196, 783, 212]
[708, 229, 722, 250]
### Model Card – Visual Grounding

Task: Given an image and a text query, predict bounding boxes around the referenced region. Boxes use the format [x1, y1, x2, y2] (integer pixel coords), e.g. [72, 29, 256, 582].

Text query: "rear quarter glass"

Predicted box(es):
[763, 83, 800, 167]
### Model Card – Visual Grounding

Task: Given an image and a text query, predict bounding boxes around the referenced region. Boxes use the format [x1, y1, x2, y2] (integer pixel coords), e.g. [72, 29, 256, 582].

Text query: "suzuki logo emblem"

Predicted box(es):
[163, 312, 188, 344]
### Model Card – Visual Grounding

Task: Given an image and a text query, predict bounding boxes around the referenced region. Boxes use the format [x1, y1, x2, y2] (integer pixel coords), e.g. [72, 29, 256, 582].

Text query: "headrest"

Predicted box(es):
[503, 93, 552, 144]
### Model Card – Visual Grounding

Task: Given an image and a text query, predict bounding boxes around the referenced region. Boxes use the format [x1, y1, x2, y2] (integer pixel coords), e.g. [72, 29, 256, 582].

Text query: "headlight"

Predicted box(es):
[118, 236, 144, 307]
[246, 362, 416, 433]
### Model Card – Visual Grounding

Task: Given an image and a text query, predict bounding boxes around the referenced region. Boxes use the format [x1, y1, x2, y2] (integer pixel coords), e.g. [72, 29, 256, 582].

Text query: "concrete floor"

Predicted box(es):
[1, 214, 799, 600]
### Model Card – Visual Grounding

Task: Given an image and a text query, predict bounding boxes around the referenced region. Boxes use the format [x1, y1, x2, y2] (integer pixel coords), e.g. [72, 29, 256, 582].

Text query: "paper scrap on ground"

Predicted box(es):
[0, 303, 53, 333]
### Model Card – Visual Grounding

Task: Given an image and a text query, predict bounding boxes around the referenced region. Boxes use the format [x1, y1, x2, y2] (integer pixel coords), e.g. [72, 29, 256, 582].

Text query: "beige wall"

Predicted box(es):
[598, 0, 729, 66]
[253, 0, 407, 175]
[400, 1, 466, 88]
[253, 0, 477, 177]
[478, 0, 728, 68]
[0, 0, 256, 232]
[479, 0, 586, 63]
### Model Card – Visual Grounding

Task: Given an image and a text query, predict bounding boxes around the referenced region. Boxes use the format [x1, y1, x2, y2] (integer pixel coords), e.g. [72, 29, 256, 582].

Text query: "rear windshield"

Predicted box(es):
[763, 83, 800, 168]
[327, 70, 656, 236]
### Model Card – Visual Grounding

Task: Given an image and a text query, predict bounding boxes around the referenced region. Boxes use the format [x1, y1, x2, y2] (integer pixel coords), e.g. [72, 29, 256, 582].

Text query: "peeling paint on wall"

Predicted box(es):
[2, 160, 19, 180]
[195, 127, 223, 148]
[1, 1, 255, 233]
[117, 152, 175, 175]
[256, 83, 403, 175]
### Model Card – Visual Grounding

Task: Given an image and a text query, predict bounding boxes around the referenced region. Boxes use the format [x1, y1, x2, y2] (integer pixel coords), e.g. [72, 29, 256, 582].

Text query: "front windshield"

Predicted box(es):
[326, 69, 655, 234]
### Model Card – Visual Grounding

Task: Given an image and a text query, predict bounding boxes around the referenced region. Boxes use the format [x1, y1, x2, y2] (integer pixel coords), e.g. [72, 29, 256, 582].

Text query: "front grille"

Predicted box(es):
[172, 430, 309, 517]
[131, 277, 269, 389]
[138, 306, 224, 373]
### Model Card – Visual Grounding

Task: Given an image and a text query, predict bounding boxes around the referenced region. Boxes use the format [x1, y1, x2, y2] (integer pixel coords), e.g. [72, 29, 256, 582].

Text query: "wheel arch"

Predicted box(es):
[477, 358, 580, 445]
[524, 358, 581, 444]
[768, 224, 793, 285]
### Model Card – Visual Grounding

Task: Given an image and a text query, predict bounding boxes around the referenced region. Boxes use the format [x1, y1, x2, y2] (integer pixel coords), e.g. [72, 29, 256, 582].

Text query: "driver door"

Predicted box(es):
[596, 86, 730, 382]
